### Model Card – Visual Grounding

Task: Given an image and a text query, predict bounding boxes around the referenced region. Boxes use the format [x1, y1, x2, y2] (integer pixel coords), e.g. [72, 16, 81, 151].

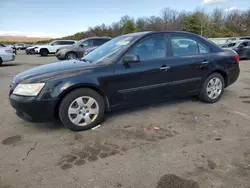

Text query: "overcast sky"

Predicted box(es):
[0, 0, 249, 38]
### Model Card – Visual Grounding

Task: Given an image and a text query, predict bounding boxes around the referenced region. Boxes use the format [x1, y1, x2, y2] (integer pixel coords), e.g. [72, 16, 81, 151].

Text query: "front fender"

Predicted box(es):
[36, 76, 102, 100]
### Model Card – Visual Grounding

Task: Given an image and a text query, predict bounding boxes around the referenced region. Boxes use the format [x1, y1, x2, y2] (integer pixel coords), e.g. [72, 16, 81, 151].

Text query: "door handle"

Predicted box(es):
[160, 66, 170, 71]
[202, 60, 209, 64]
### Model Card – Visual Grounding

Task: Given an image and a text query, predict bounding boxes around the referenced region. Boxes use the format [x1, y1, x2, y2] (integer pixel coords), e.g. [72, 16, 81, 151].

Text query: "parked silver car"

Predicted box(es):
[0, 47, 16, 66]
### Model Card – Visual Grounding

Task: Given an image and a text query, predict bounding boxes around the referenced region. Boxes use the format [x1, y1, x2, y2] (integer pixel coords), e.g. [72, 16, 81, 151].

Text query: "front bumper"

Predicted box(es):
[9, 94, 58, 122]
[55, 51, 66, 60]
[35, 48, 40, 54]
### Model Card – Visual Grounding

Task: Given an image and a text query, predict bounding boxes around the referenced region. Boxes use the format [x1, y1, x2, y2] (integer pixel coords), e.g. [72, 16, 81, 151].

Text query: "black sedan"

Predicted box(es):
[9, 31, 240, 131]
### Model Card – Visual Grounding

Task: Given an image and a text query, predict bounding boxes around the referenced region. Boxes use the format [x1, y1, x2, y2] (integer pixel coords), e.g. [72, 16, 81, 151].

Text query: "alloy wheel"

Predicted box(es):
[206, 77, 222, 99]
[68, 96, 99, 126]
[67, 53, 77, 59]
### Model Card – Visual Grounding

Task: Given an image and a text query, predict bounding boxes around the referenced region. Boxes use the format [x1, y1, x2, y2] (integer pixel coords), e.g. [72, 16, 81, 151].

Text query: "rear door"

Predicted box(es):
[50, 41, 61, 53]
[164, 33, 213, 95]
[50, 41, 74, 53]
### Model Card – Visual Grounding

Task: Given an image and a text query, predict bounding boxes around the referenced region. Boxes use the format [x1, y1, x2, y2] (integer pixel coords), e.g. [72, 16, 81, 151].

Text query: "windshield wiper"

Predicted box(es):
[81, 58, 92, 63]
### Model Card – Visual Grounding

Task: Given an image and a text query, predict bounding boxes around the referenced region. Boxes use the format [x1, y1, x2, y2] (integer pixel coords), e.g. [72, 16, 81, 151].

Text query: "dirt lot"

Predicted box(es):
[0, 51, 250, 188]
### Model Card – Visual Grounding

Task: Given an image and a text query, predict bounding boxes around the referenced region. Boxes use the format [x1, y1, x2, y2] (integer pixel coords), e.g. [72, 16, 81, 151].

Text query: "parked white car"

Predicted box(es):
[35, 40, 76, 56]
[0, 47, 16, 66]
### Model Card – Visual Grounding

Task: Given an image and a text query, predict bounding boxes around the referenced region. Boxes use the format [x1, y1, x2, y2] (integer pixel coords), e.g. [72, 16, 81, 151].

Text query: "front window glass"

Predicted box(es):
[127, 34, 166, 61]
[82, 40, 93, 47]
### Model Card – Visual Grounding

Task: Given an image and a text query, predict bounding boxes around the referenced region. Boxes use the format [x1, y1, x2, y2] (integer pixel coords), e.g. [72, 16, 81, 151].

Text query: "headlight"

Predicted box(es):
[84, 51, 89, 56]
[13, 83, 45, 96]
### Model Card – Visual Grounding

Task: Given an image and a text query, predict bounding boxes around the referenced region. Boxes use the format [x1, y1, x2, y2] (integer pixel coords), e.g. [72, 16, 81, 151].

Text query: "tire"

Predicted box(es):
[199, 73, 225, 103]
[40, 49, 49, 56]
[0, 58, 2, 66]
[59, 88, 105, 131]
[66, 52, 77, 60]
[30, 49, 35, 54]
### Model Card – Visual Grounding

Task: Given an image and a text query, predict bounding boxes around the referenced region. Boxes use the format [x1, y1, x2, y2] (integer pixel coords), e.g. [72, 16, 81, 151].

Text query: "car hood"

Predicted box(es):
[27, 46, 37, 49]
[13, 60, 103, 84]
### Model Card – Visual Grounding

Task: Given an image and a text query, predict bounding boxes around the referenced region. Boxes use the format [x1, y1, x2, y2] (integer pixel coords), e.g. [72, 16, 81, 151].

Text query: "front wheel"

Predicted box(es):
[0, 58, 2, 66]
[199, 73, 225, 103]
[30, 49, 36, 54]
[59, 88, 105, 131]
[40, 49, 49, 56]
[66, 52, 77, 60]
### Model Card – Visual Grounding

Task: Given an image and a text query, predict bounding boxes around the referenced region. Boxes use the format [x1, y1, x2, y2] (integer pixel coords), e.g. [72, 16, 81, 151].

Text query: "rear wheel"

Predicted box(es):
[40, 49, 49, 56]
[66, 52, 77, 60]
[199, 73, 225, 103]
[59, 88, 105, 131]
[0, 58, 2, 66]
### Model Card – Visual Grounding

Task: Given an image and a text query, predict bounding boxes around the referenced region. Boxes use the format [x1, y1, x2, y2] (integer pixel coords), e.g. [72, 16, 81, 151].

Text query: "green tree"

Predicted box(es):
[122, 20, 137, 34]
[182, 14, 201, 35]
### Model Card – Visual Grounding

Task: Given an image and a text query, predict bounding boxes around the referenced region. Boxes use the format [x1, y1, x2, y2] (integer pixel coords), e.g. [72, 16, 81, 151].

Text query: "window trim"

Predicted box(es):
[124, 33, 168, 62]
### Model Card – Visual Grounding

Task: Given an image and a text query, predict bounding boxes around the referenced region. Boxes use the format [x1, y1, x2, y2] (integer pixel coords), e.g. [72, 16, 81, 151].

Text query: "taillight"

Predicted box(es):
[234, 55, 239, 64]
[5, 49, 13, 53]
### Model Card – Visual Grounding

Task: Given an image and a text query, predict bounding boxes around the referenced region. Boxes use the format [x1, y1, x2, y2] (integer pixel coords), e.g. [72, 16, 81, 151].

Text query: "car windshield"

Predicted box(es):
[81, 35, 139, 64]
[222, 41, 242, 47]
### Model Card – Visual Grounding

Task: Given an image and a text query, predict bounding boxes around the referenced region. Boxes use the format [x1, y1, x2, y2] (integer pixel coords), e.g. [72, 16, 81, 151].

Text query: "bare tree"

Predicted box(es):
[146, 16, 163, 30]
[161, 8, 179, 30]
[136, 17, 147, 31]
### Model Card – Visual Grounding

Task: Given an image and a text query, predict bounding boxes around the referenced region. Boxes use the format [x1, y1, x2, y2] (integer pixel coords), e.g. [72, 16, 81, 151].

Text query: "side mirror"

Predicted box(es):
[79, 44, 84, 48]
[123, 54, 140, 63]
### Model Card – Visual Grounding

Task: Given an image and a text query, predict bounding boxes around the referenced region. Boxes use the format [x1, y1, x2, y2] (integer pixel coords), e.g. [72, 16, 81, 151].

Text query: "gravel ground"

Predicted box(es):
[0, 51, 250, 188]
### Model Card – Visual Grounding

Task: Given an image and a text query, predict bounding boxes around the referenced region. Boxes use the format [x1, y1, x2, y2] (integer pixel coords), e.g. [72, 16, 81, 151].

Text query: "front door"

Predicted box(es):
[238, 41, 250, 59]
[78, 39, 94, 58]
[111, 34, 172, 105]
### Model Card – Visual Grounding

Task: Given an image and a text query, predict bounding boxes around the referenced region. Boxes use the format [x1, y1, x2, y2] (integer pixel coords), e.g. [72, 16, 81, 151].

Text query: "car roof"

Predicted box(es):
[80, 36, 111, 41]
[121, 30, 203, 38]
[53, 40, 76, 42]
[234, 39, 250, 43]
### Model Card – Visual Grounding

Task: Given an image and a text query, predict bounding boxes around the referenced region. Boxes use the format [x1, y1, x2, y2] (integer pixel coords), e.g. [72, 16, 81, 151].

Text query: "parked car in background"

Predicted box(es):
[0, 47, 15, 66]
[0, 44, 16, 54]
[55, 37, 111, 60]
[14, 43, 28, 50]
[9, 31, 240, 131]
[83, 46, 98, 56]
[222, 36, 250, 46]
[35, 40, 76, 56]
[26, 46, 39, 54]
[222, 40, 250, 59]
